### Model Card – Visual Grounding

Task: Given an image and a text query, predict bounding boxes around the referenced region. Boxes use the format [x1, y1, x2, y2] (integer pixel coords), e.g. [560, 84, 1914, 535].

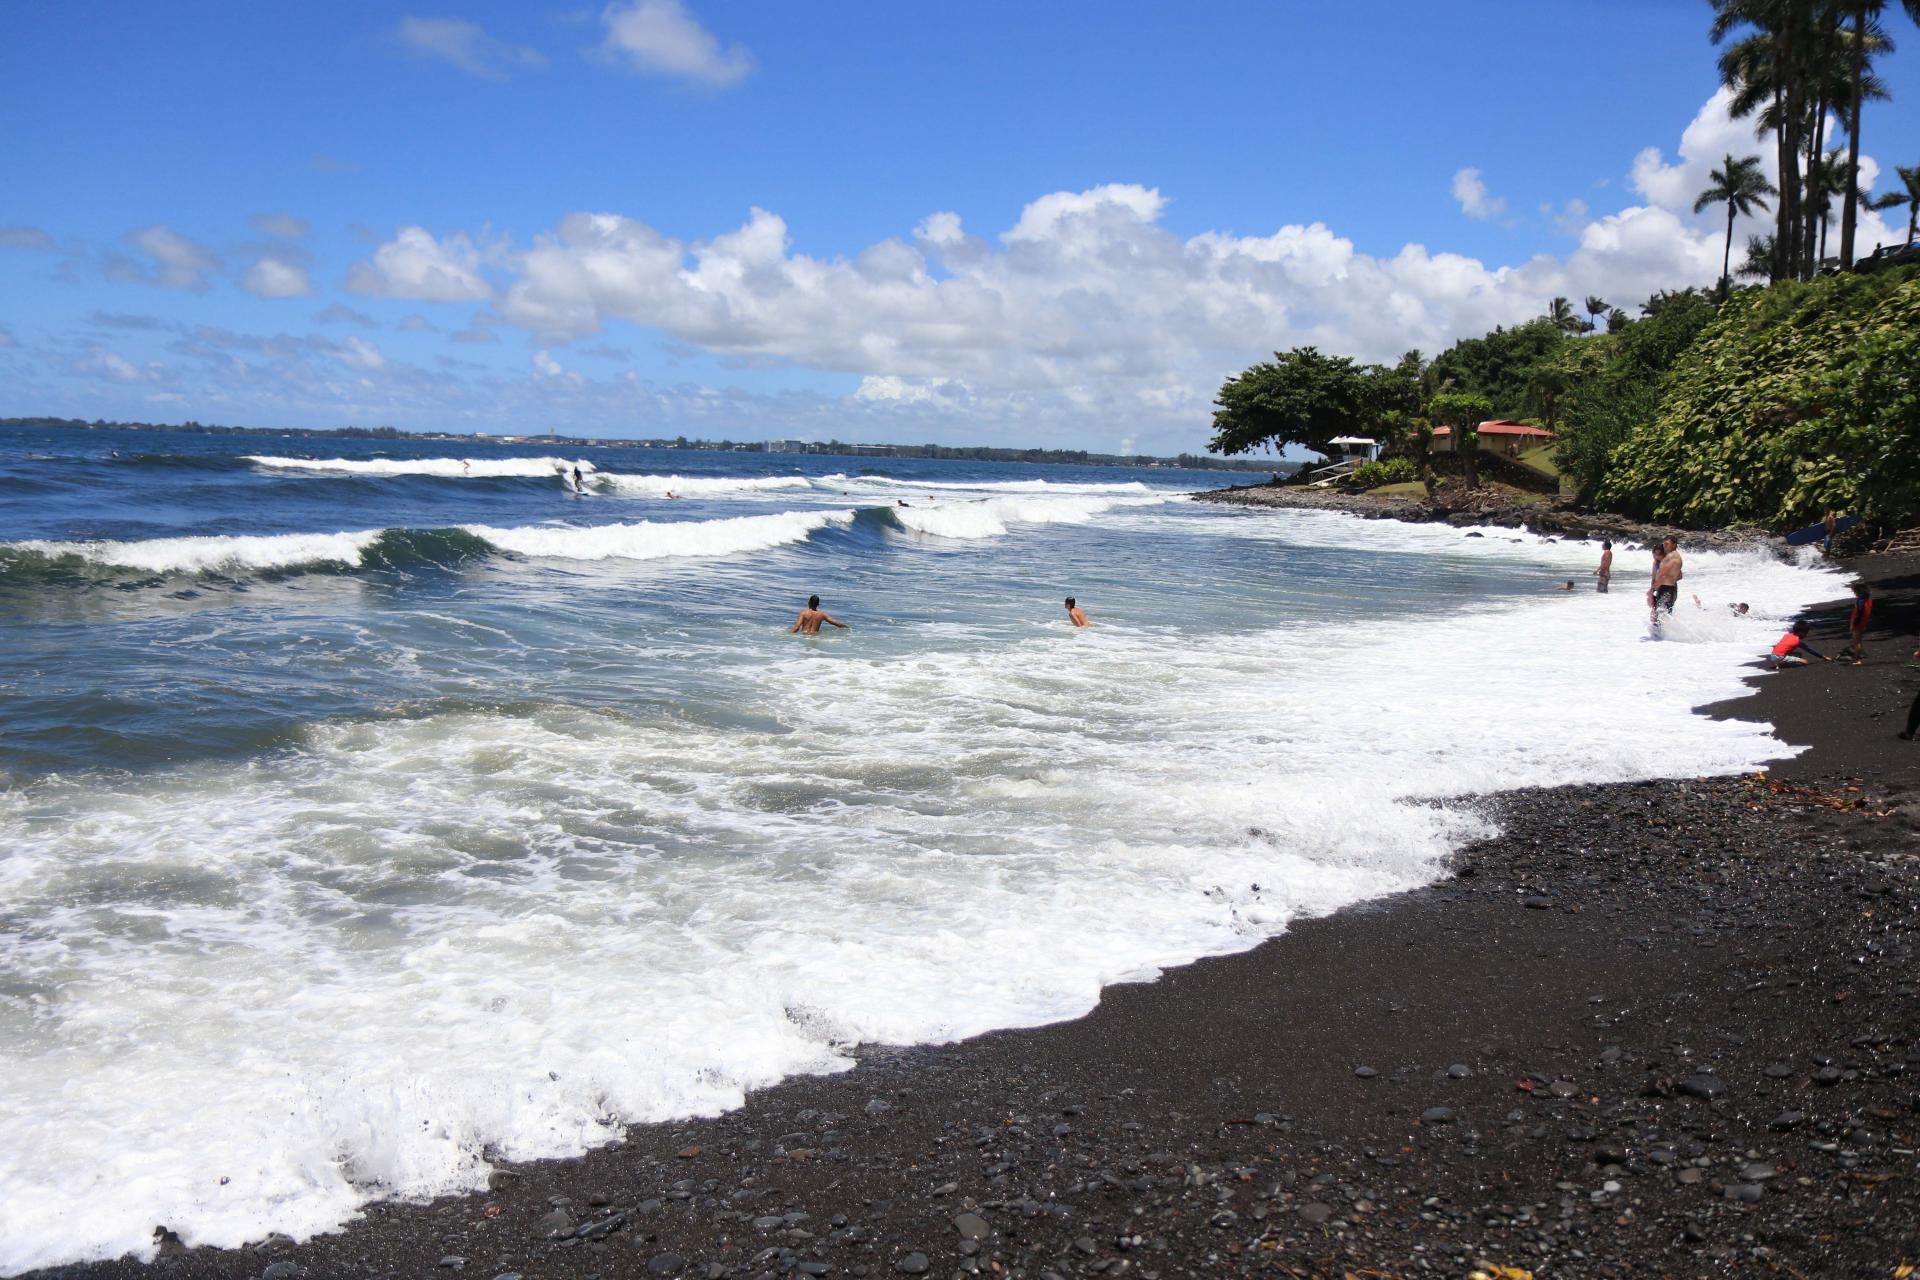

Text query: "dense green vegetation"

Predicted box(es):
[1599, 268, 1919, 526]
[1207, 0, 1920, 530]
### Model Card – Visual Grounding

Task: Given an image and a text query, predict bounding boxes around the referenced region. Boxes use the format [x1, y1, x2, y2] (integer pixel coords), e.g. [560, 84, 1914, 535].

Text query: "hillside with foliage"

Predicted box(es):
[1598, 268, 1919, 526]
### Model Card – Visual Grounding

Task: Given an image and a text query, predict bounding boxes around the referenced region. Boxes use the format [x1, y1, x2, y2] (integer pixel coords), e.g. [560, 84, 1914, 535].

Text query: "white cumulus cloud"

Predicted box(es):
[397, 16, 545, 79]
[596, 0, 752, 87]
[1451, 167, 1507, 221]
[243, 256, 312, 298]
[346, 226, 493, 301]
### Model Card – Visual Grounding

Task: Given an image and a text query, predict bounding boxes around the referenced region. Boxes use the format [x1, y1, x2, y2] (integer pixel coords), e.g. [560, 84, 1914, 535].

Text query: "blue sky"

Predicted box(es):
[3, 1, 1917, 454]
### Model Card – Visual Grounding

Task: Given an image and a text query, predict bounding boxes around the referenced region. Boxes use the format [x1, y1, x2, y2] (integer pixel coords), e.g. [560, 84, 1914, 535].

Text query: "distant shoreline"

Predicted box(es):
[0, 418, 1276, 474]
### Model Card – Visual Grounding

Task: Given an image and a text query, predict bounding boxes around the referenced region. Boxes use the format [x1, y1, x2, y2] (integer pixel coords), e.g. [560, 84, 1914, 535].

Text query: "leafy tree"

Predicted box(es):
[1207, 347, 1370, 457]
[1695, 153, 1776, 295]
[1428, 318, 1564, 417]
[1605, 307, 1632, 332]
[1524, 362, 1569, 433]
[1428, 391, 1493, 488]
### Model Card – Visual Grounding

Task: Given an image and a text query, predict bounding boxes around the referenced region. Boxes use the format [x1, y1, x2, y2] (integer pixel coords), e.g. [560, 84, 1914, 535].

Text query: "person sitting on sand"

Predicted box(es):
[1595, 540, 1612, 593]
[1847, 583, 1874, 665]
[1065, 597, 1089, 627]
[790, 594, 850, 635]
[1767, 620, 1829, 669]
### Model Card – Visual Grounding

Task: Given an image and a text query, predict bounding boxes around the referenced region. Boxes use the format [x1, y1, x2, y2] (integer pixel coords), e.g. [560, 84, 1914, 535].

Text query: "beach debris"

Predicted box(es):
[1467, 1266, 1533, 1280]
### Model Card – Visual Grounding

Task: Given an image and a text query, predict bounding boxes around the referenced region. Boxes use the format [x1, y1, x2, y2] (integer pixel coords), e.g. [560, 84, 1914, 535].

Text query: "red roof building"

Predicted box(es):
[1431, 420, 1554, 456]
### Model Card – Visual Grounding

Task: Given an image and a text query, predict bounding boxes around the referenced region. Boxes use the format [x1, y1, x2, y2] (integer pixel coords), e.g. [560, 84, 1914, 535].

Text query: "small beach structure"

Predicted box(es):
[1305, 436, 1382, 484]
[1431, 420, 1554, 458]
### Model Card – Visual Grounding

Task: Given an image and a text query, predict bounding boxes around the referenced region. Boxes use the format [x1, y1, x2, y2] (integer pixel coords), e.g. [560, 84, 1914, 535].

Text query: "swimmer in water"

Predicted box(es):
[1065, 597, 1089, 627]
[789, 594, 850, 635]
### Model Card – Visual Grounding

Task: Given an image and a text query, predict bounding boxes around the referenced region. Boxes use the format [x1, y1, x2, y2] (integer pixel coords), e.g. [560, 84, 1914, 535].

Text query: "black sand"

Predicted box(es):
[38, 555, 1920, 1280]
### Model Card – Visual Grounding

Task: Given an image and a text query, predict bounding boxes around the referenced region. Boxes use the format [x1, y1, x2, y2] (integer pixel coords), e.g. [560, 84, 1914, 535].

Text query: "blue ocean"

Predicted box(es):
[0, 425, 1835, 1272]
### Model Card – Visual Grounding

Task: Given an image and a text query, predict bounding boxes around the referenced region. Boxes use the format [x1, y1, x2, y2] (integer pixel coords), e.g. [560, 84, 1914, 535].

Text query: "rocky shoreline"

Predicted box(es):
[1191, 481, 1781, 553]
[32, 559, 1920, 1280]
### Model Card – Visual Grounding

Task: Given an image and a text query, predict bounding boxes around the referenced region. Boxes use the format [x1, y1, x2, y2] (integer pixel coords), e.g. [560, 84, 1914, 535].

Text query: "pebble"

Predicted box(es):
[797, 1263, 832, 1275]
[1770, 1111, 1805, 1131]
[1813, 1066, 1844, 1086]
[1446, 1063, 1471, 1079]
[648, 1252, 687, 1276]
[1678, 1073, 1727, 1101]
[1676, 1169, 1704, 1185]
[576, 1212, 626, 1240]
[1420, 1107, 1456, 1124]
[1763, 1061, 1794, 1079]
[895, 1255, 929, 1275]
[1299, 1203, 1334, 1224]
[1353, 1066, 1378, 1079]
[952, 1213, 990, 1241]
[864, 1098, 893, 1116]
[260, 1266, 299, 1280]
[438, 1258, 466, 1270]
[1724, 1183, 1765, 1202]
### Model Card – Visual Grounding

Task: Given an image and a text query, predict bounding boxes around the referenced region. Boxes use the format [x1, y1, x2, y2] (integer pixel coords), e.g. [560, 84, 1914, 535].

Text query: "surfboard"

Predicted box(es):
[1785, 513, 1859, 546]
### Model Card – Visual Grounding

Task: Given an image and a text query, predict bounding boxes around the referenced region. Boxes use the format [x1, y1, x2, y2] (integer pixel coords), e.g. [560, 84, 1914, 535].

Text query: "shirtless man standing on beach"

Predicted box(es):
[1595, 540, 1612, 593]
[1649, 537, 1683, 622]
[1064, 597, 1089, 627]
[790, 594, 850, 634]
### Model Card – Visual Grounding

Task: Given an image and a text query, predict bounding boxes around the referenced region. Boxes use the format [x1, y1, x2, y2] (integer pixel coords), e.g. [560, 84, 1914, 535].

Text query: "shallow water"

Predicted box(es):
[0, 426, 1840, 1273]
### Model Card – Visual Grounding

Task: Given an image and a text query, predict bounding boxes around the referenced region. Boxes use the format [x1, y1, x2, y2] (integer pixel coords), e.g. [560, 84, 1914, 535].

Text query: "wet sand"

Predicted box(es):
[39, 555, 1920, 1280]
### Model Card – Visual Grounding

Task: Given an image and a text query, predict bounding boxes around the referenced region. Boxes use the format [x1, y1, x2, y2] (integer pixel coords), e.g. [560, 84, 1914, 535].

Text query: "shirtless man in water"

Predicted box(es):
[789, 594, 850, 634]
[1649, 536, 1683, 623]
[1064, 596, 1089, 627]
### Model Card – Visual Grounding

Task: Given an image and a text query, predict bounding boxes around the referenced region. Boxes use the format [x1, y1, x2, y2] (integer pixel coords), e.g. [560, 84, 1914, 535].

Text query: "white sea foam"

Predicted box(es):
[598, 473, 815, 497]
[826, 473, 1161, 495]
[7, 529, 383, 574]
[0, 512, 1843, 1274]
[465, 509, 852, 561]
[247, 455, 590, 479]
[889, 494, 1163, 540]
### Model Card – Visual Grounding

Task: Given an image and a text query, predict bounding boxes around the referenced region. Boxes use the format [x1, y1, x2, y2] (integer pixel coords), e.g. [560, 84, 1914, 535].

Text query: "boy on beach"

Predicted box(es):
[790, 595, 850, 634]
[1647, 537, 1682, 624]
[1847, 583, 1874, 664]
[1767, 620, 1829, 669]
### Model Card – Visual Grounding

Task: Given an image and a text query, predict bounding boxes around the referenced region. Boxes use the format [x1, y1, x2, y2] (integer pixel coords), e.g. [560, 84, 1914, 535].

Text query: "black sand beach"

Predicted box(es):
[40, 553, 1920, 1280]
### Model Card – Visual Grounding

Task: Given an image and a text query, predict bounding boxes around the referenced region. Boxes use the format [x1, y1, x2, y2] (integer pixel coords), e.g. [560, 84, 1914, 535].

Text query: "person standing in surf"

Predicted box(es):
[1649, 537, 1682, 624]
[790, 595, 850, 635]
[1595, 540, 1612, 593]
[571, 465, 586, 494]
[1065, 597, 1089, 627]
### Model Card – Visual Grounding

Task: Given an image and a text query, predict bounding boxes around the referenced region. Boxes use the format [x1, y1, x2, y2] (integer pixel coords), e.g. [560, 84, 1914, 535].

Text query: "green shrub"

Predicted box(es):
[1597, 268, 1920, 528]
[1351, 456, 1417, 489]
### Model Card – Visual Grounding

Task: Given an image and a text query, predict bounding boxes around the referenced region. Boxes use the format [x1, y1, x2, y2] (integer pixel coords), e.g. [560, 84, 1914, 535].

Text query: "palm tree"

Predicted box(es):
[1583, 296, 1609, 333]
[1605, 307, 1631, 333]
[1877, 164, 1920, 247]
[1696, 154, 1777, 294]
[1546, 296, 1584, 334]
[1837, 2, 1917, 268]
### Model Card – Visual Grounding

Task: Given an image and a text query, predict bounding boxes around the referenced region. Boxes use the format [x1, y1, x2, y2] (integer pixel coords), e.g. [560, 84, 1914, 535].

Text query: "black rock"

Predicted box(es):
[1678, 1073, 1726, 1101]
[1421, 1106, 1456, 1124]
[952, 1213, 990, 1241]
[576, 1213, 625, 1241]
[1769, 1110, 1805, 1131]
[260, 1266, 299, 1280]
[1354, 1066, 1378, 1079]
[1723, 1183, 1764, 1203]
[895, 1255, 929, 1275]
[648, 1252, 687, 1276]
[797, 1263, 831, 1276]
[1298, 1202, 1334, 1224]
[864, 1099, 893, 1116]
[1813, 1066, 1844, 1086]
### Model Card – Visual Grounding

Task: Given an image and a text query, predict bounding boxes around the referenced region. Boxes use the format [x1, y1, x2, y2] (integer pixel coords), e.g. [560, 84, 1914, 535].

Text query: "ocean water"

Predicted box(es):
[0, 426, 1842, 1273]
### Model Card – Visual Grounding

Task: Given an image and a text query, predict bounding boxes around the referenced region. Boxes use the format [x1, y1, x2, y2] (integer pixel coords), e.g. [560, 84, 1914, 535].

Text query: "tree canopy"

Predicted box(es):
[1207, 347, 1417, 457]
